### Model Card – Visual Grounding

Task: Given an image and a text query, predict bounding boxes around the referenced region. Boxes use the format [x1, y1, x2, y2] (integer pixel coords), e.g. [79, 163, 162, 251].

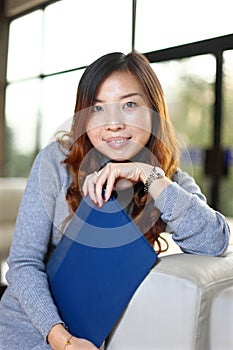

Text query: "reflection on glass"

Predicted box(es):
[136, 0, 233, 52]
[43, 0, 132, 74]
[7, 10, 43, 81]
[221, 50, 233, 216]
[151, 55, 215, 199]
[5, 79, 41, 176]
[41, 70, 84, 148]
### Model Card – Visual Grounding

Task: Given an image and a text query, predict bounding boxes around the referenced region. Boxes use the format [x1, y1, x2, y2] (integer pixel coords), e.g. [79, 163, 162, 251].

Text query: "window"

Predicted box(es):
[3, 0, 233, 216]
[5, 79, 41, 176]
[135, 0, 233, 52]
[222, 50, 233, 147]
[151, 55, 216, 197]
[7, 10, 43, 81]
[5, 0, 132, 176]
[221, 50, 233, 216]
[43, 0, 132, 74]
[40, 70, 84, 148]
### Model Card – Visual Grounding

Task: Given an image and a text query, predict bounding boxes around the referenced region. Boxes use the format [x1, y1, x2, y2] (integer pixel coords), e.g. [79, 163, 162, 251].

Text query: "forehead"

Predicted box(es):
[96, 71, 145, 98]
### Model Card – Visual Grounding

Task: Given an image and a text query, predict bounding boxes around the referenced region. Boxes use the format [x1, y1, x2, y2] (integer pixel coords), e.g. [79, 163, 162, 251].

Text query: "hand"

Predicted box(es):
[66, 337, 99, 350]
[82, 162, 153, 207]
[48, 324, 99, 350]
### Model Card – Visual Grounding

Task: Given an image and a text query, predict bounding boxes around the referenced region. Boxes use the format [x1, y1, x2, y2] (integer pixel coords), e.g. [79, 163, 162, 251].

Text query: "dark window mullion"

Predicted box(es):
[0, 2, 10, 176]
[214, 51, 223, 148]
[210, 51, 224, 209]
[132, 0, 137, 51]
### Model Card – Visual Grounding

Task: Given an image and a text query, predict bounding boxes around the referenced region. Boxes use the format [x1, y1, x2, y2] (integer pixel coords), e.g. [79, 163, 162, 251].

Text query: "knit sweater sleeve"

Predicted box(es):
[6, 142, 67, 340]
[154, 169, 230, 256]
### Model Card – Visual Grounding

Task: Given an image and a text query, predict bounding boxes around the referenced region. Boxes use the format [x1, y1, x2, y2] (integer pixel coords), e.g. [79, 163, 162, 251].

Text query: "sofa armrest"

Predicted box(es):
[210, 285, 233, 349]
[106, 253, 233, 350]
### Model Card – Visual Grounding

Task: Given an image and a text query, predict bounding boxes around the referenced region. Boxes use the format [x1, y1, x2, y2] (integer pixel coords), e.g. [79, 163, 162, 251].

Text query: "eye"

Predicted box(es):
[92, 105, 104, 113]
[124, 101, 136, 109]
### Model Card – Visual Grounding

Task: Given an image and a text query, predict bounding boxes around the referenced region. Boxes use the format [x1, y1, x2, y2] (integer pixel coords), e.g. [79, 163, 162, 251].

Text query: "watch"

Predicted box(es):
[144, 166, 165, 193]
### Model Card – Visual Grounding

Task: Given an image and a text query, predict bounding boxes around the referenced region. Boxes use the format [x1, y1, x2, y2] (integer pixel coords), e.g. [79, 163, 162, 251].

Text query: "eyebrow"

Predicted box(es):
[94, 93, 144, 103]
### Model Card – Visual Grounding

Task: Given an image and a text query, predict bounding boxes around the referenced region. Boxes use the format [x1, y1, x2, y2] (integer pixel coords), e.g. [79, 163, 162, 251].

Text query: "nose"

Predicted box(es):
[105, 121, 126, 131]
[104, 105, 126, 131]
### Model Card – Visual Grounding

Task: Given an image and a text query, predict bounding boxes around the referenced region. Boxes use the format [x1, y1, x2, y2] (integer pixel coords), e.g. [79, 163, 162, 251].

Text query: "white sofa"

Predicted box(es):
[1, 177, 233, 349]
[106, 251, 233, 350]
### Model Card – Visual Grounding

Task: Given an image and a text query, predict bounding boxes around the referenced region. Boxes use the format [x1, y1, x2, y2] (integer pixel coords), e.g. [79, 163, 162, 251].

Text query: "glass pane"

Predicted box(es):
[5, 79, 41, 176]
[136, 0, 233, 52]
[7, 10, 43, 81]
[43, 0, 132, 74]
[151, 55, 216, 199]
[221, 50, 233, 217]
[40, 69, 84, 148]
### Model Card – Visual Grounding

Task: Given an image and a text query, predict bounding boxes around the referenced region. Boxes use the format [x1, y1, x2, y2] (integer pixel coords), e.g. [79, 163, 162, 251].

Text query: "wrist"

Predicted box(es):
[138, 163, 154, 184]
[143, 166, 165, 193]
[47, 323, 71, 350]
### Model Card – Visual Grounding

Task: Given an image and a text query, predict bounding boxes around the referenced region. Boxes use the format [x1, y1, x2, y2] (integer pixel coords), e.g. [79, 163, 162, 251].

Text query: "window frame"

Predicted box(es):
[1, 0, 233, 210]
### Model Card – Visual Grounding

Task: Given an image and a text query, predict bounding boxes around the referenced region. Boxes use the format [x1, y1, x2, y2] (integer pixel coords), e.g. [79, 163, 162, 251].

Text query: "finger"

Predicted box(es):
[95, 170, 108, 207]
[87, 178, 98, 205]
[104, 170, 117, 203]
[82, 173, 97, 204]
[95, 164, 119, 205]
[82, 174, 89, 197]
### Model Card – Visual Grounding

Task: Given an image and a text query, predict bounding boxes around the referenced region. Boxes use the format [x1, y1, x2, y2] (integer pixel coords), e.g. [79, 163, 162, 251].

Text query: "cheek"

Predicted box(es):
[137, 129, 151, 146]
[132, 122, 151, 149]
[86, 129, 100, 147]
[134, 114, 152, 140]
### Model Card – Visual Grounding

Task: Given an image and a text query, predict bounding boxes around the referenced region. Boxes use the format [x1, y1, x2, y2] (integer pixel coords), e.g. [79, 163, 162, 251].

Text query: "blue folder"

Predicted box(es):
[46, 194, 157, 348]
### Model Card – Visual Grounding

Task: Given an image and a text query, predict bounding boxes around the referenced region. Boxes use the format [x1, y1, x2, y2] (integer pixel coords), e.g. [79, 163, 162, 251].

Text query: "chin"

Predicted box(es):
[99, 151, 130, 162]
[96, 146, 141, 163]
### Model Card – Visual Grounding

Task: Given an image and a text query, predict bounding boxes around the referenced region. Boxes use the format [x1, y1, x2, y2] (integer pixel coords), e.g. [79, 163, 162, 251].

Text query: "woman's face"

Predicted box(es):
[86, 70, 152, 161]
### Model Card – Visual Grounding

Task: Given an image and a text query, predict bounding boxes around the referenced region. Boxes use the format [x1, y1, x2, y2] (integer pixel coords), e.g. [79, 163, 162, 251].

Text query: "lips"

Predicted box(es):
[104, 137, 131, 149]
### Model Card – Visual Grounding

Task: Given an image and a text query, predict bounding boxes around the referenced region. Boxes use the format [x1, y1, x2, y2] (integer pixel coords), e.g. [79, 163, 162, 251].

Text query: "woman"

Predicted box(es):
[0, 51, 230, 350]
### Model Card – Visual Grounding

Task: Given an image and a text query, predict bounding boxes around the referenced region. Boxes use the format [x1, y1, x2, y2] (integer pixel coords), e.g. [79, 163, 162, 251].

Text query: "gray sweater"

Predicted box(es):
[0, 141, 230, 350]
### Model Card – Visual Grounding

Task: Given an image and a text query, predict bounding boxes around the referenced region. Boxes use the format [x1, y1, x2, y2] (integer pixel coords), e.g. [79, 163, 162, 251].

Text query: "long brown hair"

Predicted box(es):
[61, 51, 179, 254]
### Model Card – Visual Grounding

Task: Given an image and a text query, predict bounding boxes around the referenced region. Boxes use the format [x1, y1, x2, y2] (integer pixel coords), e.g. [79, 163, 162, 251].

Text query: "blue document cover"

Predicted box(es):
[46, 194, 157, 348]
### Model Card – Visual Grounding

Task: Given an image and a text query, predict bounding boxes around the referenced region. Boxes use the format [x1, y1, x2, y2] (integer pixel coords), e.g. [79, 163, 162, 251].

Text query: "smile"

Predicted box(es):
[105, 138, 131, 149]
